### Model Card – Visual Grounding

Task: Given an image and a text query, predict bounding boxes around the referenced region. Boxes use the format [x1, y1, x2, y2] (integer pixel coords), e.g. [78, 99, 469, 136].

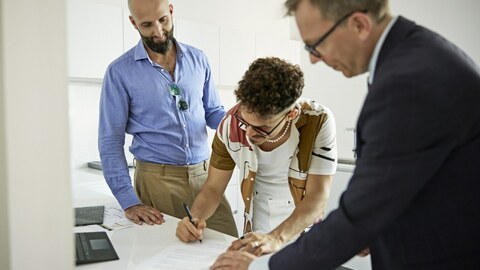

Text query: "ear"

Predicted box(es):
[169, 4, 174, 15]
[349, 12, 372, 41]
[129, 15, 138, 30]
[287, 107, 299, 120]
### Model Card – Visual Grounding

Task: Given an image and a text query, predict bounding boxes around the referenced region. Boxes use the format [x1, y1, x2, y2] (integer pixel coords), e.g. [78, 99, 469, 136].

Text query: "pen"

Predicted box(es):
[183, 202, 202, 243]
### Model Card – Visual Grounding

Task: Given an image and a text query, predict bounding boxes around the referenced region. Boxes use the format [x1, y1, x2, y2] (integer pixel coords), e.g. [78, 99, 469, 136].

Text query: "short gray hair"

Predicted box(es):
[285, 0, 390, 22]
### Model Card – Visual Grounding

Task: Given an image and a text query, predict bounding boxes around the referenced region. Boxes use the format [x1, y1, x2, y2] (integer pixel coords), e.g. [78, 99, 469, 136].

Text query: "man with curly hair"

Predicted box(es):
[176, 57, 337, 255]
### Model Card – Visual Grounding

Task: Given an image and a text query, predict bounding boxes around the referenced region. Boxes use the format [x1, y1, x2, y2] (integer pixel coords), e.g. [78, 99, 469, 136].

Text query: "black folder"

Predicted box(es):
[75, 231, 119, 265]
[75, 205, 105, 226]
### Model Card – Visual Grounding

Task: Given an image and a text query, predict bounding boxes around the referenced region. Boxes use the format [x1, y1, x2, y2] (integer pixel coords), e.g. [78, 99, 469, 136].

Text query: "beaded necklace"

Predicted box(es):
[266, 120, 291, 143]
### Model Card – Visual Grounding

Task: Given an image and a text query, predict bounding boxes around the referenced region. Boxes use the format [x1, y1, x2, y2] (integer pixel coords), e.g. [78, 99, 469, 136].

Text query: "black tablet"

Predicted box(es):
[75, 231, 119, 265]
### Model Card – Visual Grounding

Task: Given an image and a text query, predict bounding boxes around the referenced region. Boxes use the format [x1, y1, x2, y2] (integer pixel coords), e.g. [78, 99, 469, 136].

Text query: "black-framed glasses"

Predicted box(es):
[234, 108, 287, 137]
[168, 83, 189, 111]
[304, 10, 367, 58]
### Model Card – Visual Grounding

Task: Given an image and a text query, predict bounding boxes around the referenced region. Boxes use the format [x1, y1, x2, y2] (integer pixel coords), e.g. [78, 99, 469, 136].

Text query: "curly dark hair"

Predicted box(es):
[234, 57, 304, 118]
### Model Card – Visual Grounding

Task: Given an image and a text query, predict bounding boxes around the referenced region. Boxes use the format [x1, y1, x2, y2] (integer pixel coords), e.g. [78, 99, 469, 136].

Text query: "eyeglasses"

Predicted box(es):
[304, 10, 367, 58]
[168, 83, 189, 111]
[234, 108, 287, 137]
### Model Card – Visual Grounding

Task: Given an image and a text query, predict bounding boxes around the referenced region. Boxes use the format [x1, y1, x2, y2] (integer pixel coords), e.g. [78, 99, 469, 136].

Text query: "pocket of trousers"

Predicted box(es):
[267, 198, 295, 229]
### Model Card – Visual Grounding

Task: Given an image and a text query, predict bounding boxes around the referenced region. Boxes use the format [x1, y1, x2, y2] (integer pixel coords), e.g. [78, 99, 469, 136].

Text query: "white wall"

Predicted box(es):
[170, 0, 291, 39]
[0, 0, 9, 266]
[0, 0, 73, 269]
[297, 0, 480, 160]
[391, 0, 480, 63]
[69, 81, 124, 169]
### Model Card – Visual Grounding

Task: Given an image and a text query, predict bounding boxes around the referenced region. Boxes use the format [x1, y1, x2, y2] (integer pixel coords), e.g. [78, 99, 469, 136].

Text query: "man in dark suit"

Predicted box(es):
[210, 0, 480, 269]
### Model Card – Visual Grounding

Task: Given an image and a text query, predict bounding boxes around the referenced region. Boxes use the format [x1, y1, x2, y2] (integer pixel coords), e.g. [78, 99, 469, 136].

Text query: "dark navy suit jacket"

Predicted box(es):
[269, 16, 480, 270]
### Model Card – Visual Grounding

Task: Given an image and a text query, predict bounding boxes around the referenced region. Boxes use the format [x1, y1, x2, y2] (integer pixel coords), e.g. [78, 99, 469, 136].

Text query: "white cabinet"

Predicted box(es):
[255, 35, 301, 65]
[326, 168, 353, 214]
[67, 0, 301, 85]
[175, 19, 300, 87]
[176, 19, 221, 84]
[219, 28, 256, 86]
[67, 0, 124, 79]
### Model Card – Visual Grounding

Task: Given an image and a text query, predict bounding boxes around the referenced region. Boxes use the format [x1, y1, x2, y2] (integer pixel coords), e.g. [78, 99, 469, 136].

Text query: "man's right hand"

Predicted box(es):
[357, 247, 370, 257]
[176, 216, 206, 242]
[124, 204, 165, 225]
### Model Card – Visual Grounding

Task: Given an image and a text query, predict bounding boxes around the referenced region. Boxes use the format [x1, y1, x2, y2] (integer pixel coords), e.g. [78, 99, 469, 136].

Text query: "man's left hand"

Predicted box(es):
[210, 251, 256, 270]
[228, 232, 282, 256]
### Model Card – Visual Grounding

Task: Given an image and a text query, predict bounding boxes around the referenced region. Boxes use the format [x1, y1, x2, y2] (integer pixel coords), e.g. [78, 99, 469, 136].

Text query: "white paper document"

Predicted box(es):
[101, 202, 136, 230]
[135, 240, 229, 270]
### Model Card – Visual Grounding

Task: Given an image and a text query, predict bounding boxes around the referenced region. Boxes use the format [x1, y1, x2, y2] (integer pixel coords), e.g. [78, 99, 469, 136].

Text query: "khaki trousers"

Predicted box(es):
[134, 159, 238, 237]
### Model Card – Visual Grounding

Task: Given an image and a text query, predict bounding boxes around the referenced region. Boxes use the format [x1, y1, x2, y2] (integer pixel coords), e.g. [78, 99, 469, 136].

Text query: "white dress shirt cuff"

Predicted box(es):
[248, 253, 273, 270]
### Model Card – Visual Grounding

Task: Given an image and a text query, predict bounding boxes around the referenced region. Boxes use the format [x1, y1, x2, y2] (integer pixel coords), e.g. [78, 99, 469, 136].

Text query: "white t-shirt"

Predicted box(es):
[253, 137, 296, 233]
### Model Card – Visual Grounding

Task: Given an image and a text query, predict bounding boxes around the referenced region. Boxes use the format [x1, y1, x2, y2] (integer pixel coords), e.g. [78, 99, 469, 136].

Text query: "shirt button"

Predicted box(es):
[184, 124, 187, 128]
[186, 144, 189, 147]
[161, 69, 165, 72]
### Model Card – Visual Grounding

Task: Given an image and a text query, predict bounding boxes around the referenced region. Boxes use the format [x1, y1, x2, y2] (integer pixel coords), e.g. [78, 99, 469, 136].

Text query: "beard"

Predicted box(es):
[140, 24, 174, 55]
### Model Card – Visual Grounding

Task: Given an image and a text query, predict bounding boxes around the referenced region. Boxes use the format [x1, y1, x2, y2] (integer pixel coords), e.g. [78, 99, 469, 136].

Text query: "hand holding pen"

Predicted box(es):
[175, 202, 205, 243]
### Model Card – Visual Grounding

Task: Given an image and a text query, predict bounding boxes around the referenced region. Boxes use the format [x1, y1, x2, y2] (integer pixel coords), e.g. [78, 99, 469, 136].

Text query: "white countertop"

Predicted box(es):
[337, 163, 355, 173]
[72, 166, 369, 270]
[337, 158, 355, 173]
[72, 167, 235, 269]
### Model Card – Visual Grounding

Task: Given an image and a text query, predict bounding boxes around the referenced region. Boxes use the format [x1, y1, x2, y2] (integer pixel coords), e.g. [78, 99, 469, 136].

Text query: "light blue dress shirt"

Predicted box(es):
[99, 39, 225, 210]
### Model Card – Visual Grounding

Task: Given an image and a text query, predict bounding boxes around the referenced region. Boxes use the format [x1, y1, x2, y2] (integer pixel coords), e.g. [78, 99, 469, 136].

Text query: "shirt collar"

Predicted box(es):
[367, 16, 398, 84]
[133, 38, 184, 65]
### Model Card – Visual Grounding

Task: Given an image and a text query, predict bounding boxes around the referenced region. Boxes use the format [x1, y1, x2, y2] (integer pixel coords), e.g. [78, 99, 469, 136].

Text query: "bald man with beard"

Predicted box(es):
[98, 0, 238, 238]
